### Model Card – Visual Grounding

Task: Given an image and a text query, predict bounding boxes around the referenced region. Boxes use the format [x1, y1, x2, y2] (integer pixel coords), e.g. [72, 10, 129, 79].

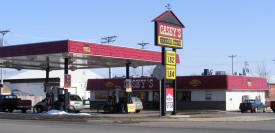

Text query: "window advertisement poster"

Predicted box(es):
[166, 88, 174, 111]
[124, 79, 132, 92]
[64, 74, 71, 89]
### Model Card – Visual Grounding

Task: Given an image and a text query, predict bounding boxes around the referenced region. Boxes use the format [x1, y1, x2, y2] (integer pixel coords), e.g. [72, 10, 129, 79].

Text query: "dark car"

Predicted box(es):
[270, 101, 275, 113]
[239, 99, 266, 113]
[0, 95, 32, 113]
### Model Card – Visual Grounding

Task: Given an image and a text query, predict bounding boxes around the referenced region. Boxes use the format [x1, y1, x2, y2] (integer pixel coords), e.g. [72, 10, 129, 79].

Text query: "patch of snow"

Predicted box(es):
[44, 110, 68, 115]
[42, 109, 91, 116]
[71, 113, 91, 116]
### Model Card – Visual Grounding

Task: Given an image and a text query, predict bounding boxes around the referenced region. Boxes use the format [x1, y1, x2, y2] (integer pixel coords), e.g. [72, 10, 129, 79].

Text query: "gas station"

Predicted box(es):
[0, 10, 183, 115]
[0, 39, 180, 112]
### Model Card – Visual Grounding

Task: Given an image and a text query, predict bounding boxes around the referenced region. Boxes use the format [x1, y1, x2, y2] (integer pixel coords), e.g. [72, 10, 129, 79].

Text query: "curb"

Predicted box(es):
[0, 112, 275, 123]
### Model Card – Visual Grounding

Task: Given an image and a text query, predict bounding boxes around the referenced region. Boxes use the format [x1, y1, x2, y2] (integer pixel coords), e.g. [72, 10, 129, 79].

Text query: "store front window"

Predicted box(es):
[177, 91, 191, 102]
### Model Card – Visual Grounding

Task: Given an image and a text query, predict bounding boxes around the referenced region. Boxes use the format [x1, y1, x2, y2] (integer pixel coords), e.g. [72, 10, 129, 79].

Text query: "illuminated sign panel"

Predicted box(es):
[157, 23, 182, 48]
[165, 50, 176, 65]
[166, 65, 176, 80]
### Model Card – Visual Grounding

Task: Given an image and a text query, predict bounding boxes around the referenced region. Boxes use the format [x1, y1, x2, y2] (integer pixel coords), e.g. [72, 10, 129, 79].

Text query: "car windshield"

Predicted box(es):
[131, 97, 141, 103]
[244, 100, 255, 103]
[70, 95, 82, 101]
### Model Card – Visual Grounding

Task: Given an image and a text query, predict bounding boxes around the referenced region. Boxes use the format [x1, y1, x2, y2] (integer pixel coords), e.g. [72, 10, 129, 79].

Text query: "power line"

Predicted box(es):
[101, 35, 117, 44]
[138, 41, 150, 49]
[101, 35, 118, 79]
[228, 54, 237, 75]
[137, 41, 150, 77]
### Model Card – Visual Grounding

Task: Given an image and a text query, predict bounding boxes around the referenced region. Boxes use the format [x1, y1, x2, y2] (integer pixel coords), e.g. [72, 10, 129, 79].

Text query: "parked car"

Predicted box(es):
[68, 94, 85, 113]
[239, 99, 266, 113]
[34, 94, 84, 113]
[103, 96, 143, 113]
[131, 97, 143, 113]
[270, 101, 275, 113]
[0, 95, 32, 113]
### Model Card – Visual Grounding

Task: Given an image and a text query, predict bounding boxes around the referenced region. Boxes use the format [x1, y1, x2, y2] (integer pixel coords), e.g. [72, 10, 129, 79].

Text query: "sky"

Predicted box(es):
[1, 0, 275, 78]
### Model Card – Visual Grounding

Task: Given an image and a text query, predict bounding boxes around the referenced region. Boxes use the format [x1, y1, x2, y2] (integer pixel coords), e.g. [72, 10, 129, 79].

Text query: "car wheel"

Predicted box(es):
[120, 104, 126, 113]
[254, 108, 258, 113]
[8, 109, 14, 113]
[263, 108, 266, 113]
[35, 106, 43, 113]
[136, 110, 141, 113]
[272, 109, 275, 113]
[103, 105, 109, 113]
[21, 109, 27, 113]
[241, 110, 245, 113]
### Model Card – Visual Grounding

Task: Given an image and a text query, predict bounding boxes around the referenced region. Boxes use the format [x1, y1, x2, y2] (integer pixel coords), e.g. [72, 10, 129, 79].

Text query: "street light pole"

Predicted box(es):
[228, 54, 237, 75]
[138, 41, 150, 77]
[0, 30, 10, 86]
[101, 35, 117, 79]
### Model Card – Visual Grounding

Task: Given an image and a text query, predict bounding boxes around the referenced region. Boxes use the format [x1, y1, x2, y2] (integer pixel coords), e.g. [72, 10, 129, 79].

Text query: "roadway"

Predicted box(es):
[1, 118, 275, 133]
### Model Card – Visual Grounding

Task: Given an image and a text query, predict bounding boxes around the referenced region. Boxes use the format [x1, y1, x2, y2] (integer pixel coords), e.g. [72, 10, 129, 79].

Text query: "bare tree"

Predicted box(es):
[256, 63, 272, 82]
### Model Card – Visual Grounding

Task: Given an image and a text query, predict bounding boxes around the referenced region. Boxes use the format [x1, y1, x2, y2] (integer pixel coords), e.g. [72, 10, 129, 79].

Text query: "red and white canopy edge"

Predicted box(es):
[0, 40, 180, 70]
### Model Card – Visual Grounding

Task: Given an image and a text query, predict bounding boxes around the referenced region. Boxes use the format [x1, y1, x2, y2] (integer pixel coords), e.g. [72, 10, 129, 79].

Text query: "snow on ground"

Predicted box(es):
[44, 110, 68, 115]
[42, 110, 91, 116]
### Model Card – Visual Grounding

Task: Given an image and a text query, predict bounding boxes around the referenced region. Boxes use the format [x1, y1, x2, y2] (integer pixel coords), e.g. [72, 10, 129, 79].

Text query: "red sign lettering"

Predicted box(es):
[158, 23, 182, 40]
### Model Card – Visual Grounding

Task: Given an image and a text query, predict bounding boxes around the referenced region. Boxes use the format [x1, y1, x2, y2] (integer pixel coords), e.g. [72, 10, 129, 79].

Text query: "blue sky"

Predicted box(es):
[1, 0, 275, 78]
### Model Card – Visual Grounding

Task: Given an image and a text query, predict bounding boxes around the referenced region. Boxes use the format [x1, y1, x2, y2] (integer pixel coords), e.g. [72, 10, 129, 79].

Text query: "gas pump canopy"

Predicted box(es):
[0, 40, 180, 70]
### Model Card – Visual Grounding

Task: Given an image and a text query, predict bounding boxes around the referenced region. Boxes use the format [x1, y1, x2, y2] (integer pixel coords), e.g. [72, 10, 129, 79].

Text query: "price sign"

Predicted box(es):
[166, 50, 176, 66]
[166, 65, 176, 80]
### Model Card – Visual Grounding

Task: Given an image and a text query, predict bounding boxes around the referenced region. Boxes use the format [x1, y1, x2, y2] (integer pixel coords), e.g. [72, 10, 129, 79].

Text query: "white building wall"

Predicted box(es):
[5, 69, 102, 100]
[226, 90, 266, 111]
[191, 89, 226, 101]
[5, 82, 45, 96]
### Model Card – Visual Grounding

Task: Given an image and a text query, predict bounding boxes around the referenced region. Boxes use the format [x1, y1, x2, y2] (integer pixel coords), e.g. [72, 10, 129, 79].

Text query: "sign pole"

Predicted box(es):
[159, 80, 161, 117]
[161, 46, 166, 116]
[172, 48, 177, 115]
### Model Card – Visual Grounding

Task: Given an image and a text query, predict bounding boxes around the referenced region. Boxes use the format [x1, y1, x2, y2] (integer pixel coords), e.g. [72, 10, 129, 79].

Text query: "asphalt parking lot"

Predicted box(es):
[1, 109, 275, 122]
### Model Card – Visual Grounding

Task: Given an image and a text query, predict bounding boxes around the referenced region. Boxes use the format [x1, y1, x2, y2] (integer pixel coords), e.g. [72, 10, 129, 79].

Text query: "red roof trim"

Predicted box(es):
[68, 40, 180, 63]
[152, 10, 185, 28]
[0, 40, 68, 57]
[0, 40, 180, 64]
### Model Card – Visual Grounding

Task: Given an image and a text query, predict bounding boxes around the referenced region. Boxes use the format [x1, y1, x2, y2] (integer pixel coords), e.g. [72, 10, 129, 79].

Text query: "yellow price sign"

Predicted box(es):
[166, 65, 176, 80]
[166, 50, 176, 66]
[127, 104, 136, 113]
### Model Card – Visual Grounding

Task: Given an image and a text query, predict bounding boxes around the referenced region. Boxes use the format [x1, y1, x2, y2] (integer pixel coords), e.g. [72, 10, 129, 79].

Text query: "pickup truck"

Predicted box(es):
[239, 99, 266, 113]
[270, 101, 275, 113]
[240, 99, 266, 113]
[0, 95, 32, 113]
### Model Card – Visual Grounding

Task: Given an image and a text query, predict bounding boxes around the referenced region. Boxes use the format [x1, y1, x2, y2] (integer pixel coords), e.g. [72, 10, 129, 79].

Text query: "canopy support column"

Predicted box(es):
[126, 62, 131, 104]
[44, 57, 50, 92]
[64, 58, 68, 75]
[64, 58, 69, 112]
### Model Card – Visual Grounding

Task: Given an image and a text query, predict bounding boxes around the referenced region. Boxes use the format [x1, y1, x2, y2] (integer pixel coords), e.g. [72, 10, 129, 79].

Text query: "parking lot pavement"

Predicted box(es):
[0, 109, 275, 122]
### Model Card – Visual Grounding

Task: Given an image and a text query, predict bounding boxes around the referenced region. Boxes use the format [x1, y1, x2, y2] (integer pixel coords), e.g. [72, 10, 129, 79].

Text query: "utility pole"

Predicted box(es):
[0, 30, 10, 84]
[0, 30, 10, 94]
[101, 35, 117, 79]
[138, 41, 150, 77]
[228, 55, 237, 75]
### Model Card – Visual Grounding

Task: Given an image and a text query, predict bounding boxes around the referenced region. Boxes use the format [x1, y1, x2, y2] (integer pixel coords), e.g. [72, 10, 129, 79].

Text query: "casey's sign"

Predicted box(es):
[158, 23, 182, 39]
[157, 23, 183, 48]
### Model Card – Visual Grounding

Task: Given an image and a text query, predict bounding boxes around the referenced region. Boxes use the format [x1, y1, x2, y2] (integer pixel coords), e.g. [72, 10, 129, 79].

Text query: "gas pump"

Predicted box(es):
[34, 87, 70, 113]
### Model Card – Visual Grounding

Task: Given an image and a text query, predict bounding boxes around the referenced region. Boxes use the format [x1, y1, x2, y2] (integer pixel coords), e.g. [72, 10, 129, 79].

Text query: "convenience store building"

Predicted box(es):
[87, 75, 268, 111]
